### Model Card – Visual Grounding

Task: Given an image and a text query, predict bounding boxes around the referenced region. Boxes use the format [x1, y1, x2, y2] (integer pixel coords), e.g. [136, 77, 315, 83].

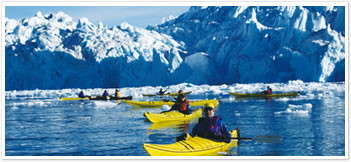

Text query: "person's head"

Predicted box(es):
[267, 86, 270, 89]
[204, 103, 215, 117]
[104, 90, 107, 93]
[115, 89, 119, 92]
[178, 90, 183, 94]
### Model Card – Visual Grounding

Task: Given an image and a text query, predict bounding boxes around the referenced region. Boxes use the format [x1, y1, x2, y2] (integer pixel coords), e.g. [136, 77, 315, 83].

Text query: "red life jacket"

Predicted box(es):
[268, 88, 272, 94]
[180, 100, 190, 112]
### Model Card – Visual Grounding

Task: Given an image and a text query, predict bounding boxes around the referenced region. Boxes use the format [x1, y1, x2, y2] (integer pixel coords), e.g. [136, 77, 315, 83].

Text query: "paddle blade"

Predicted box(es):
[253, 135, 283, 143]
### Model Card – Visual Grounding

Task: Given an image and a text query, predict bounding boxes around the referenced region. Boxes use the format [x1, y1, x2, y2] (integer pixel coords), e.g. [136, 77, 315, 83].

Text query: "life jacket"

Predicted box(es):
[115, 92, 121, 98]
[197, 116, 223, 136]
[180, 100, 190, 112]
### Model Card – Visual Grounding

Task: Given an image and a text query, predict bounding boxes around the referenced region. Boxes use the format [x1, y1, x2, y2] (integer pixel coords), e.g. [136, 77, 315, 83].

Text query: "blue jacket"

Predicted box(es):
[78, 91, 85, 98]
[191, 116, 231, 142]
[102, 91, 109, 97]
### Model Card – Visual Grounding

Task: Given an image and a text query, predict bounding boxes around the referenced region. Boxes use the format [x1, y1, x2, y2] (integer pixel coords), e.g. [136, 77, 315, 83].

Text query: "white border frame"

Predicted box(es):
[1, 0, 349, 160]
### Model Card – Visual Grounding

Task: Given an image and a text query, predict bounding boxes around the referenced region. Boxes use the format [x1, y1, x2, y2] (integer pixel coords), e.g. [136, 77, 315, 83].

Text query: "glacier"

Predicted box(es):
[5, 6, 345, 90]
[148, 6, 345, 84]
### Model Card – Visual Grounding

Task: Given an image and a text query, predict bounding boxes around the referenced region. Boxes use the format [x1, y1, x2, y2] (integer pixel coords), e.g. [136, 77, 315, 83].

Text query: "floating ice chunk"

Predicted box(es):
[93, 101, 119, 108]
[276, 97, 291, 102]
[303, 103, 313, 109]
[275, 103, 312, 116]
[27, 100, 46, 107]
[162, 105, 171, 111]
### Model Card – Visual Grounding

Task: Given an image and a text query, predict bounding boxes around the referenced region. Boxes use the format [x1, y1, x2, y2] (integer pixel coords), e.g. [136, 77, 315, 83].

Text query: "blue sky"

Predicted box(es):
[5, 6, 190, 28]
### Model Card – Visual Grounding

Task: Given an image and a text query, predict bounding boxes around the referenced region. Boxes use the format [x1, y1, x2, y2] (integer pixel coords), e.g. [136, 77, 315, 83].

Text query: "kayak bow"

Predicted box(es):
[60, 97, 89, 101]
[144, 129, 239, 156]
[60, 96, 132, 101]
[123, 99, 218, 108]
[144, 108, 202, 123]
[142, 91, 192, 97]
[229, 92, 298, 98]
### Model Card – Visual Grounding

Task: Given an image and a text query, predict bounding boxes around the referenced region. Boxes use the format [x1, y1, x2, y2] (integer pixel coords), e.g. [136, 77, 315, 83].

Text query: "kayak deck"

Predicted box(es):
[144, 129, 239, 156]
[123, 100, 174, 107]
[60, 96, 132, 101]
[167, 91, 192, 96]
[149, 120, 192, 130]
[144, 108, 202, 123]
[89, 96, 132, 100]
[123, 99, 218, 108]
[60, 97, 89, 101]
[229, 92, 298, 98]
[142, 91, 192, 97]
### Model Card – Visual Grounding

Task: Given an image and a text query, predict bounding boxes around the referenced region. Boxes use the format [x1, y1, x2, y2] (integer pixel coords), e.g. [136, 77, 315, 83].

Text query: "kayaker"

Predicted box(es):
[166, 94, 191, 114]
[174, 90, 184, 100]
[264, 86, 272, 94]
[102, 90, 109, 99]
[78, 91, 85, 98]
[191, 103, 231, 143]
[159, 88, 166, 95]
[115, 89, 121, 98]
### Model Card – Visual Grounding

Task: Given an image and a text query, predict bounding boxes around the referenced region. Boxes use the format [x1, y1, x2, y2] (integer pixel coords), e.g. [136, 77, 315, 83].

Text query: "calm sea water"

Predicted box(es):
[5, 84, 345, 156]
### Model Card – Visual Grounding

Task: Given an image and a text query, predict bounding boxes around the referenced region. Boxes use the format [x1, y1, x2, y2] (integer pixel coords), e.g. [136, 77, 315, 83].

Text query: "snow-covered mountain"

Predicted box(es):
[5, 6, 345, 90]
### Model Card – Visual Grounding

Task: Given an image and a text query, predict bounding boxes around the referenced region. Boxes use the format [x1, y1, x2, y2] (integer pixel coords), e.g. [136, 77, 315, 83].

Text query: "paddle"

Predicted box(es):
[159, 86, 170, 94]
[159, 86, 170, 99]
[230, 135, 283, 143]
[165, 86, 170, 93]
[176, 133, 282, 144]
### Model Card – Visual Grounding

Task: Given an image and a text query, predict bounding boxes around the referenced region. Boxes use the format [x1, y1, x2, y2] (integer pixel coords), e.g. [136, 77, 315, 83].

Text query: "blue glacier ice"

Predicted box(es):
[148, 6, 345, 84]
[5, 6, 345, 90]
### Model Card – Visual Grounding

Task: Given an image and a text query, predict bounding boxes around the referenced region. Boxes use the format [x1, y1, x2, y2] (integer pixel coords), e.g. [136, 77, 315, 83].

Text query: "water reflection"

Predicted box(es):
[148, 120, 192, 131]
[145, 120, 196, 144]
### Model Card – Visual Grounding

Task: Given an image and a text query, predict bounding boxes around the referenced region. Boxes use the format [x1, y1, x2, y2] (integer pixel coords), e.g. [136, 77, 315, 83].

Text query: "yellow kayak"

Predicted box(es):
[60, 97, 89, 101]
[144, 129, 239, 156]
[60, 96, 132, 101]
[142, 91, 192, 97]
[123, 99, 218, 108]
[167, 91, 192, 96]
[144, 108, 202, 123]
[229, 92, 298, 98]
[149, 120, 191, 130]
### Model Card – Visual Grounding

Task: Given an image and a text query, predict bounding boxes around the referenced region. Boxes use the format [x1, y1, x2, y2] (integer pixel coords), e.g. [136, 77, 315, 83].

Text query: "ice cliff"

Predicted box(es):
[148, 6, 345, 84]
[5, 6, 345, 90]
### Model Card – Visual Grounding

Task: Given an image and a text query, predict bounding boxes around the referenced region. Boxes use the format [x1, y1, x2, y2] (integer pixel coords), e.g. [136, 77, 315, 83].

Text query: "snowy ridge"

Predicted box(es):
[5, 6, 345, 90]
